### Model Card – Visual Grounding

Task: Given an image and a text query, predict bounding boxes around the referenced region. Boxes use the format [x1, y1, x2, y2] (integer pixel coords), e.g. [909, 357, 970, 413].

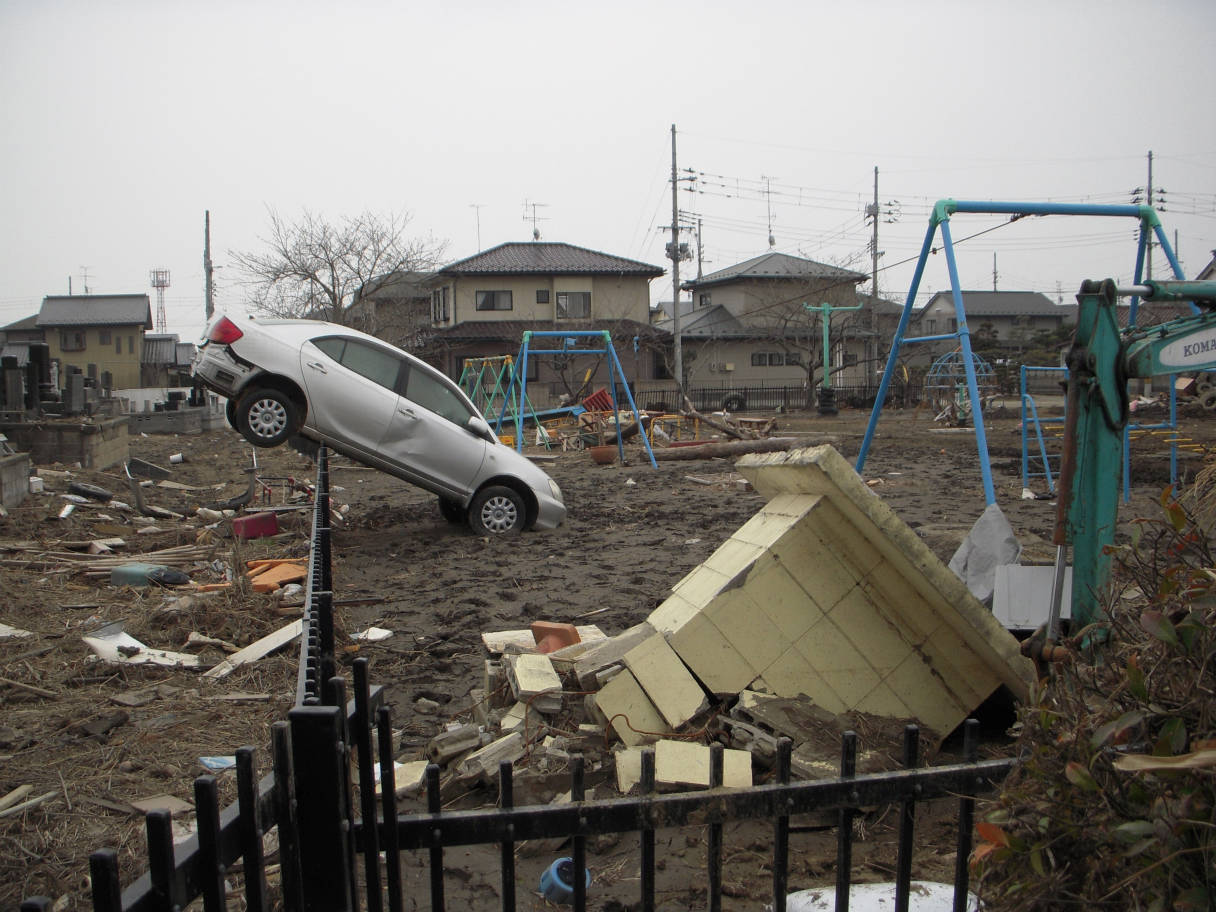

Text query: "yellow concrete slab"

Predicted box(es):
[761, 645, 848, 714]
[704, 588, 789, 673]
[668, 611, 759, 696]
[623, 634, 709, 729]
[647, 592, 702, 638]
[746, 561, 825, 641]
[794, 620, 883, 701]
[594, 668, 669, 747]
[736, 446, 1034, 703]
[827, 583, 921, 674]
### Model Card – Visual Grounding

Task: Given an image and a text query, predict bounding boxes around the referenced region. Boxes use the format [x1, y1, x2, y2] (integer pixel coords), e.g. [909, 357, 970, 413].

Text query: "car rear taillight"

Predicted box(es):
[206, 316, 244, 345]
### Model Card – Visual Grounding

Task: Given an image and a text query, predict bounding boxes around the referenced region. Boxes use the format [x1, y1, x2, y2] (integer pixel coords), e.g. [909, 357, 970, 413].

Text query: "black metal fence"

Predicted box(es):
[22, 446, 1013, 912]
[631, 381, 924, 413]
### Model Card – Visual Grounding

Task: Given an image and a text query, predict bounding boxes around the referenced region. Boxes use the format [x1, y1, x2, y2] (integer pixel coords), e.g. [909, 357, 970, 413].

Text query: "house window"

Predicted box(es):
[927, 319, 937, 334]
[843, 352, 859, 366]
[536, 289, 550, 304]
[949, 318, 958, 332]
[699, 293, 712, 308]
[431, 288, 449, 322]
[752, 351, 784, 367]
[99, 330, 112, 345]
[60, 331, 86, 352]
[784, 352, 802, 366]
[556, 291, 590, 319]
[475, 290, 513, 311]
[115, 337, 122, 354]
[128, 336, 135, 354]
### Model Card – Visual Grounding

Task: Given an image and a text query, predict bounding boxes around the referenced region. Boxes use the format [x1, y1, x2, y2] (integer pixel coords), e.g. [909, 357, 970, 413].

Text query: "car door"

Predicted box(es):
[299, 337, 402, 462]
[378, 360, 487, 498]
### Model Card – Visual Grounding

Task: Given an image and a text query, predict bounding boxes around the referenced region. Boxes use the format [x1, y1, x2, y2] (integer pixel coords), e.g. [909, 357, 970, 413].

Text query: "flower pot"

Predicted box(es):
[589, 445, 616, 465]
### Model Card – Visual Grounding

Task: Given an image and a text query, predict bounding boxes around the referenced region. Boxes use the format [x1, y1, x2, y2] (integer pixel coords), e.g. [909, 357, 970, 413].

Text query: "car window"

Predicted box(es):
[405, 368, 477, 426]
[313, 337, 403, 393]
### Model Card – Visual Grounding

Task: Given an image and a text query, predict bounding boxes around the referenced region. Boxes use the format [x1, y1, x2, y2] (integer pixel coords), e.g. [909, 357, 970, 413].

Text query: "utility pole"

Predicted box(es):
[1146, 150, 1154, 280]
[670, 124, 683, 389]
[696, 216, 704, 280]
[869, 168, 879, 386]
[204, 211, 214, 323]
[993, 252, 998, 292]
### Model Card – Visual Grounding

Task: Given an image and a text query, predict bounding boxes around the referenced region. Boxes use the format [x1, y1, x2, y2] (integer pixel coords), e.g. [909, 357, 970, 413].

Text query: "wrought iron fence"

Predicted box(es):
[631, 382, 923, 413]
[22, 445, 1013, 912]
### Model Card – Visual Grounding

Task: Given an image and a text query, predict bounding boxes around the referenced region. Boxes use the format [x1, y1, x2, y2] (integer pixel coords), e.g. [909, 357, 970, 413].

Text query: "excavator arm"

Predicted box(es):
[1061, 278, 1216, 630]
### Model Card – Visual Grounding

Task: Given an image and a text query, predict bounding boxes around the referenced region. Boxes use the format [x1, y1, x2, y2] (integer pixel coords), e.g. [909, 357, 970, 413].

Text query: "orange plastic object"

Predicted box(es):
[531, 621, 581, 654]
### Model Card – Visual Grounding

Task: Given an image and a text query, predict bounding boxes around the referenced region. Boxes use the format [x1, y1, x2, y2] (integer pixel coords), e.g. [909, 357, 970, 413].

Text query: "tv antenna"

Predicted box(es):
[523, 200, 549, 240]
[150, 269, 171, 333]
[762, 175, 777, 248]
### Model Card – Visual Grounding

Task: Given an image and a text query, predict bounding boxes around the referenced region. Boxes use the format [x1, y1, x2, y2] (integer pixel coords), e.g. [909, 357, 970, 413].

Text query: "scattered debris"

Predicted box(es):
[82, 622, 205, 669]
[202, 619, 303, 680]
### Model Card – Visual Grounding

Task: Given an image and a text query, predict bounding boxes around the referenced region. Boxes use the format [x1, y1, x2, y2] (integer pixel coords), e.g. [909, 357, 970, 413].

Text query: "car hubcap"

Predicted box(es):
[480, 496, 518, 533]
[248, 399, 287, 439]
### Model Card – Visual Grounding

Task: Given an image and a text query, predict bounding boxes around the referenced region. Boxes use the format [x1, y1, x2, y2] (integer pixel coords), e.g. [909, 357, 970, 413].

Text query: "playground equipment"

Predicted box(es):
[802, 299, 863, 415]
[458, 356, 539, 430]
[857, 200, 1190, 506]
[924, 349, 996, 426]
[1051, 278, 1216, 635]
[497, 331, 658, 468]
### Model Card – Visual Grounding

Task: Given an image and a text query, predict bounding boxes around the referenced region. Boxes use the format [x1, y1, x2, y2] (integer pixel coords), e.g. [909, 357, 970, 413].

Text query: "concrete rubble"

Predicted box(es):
[401, 445, 1036, 804]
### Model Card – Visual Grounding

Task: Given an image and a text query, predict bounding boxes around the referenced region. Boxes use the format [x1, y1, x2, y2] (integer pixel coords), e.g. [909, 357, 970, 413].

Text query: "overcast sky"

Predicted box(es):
[2, 0, 1214, 342]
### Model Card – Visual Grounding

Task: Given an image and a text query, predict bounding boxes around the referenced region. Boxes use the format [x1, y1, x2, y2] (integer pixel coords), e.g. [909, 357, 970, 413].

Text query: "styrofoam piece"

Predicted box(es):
[992, 564, 1072, 631]
[785, 880, 978, 911]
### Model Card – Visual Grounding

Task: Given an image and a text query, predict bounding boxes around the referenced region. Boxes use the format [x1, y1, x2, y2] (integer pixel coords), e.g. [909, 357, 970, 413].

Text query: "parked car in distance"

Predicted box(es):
[192, 314, 565, 534]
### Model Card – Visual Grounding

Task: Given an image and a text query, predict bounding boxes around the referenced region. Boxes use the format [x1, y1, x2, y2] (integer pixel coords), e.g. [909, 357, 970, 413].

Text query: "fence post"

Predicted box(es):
[289, 704, 355, 912]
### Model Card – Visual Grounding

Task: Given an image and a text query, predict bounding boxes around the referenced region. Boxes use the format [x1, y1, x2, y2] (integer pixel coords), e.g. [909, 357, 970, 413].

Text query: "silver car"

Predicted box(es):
[192, 314, 565, 534]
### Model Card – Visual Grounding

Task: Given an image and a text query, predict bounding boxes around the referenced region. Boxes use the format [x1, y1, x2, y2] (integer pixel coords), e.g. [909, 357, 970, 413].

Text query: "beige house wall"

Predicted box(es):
[46, 325, 145, 389]
[441, 275, 650, 326]
[683, 334, 871, 387]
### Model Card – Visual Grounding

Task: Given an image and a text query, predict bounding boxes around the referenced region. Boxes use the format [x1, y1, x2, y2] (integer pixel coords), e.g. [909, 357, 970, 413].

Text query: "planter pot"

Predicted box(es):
[589, 445, 616, 465]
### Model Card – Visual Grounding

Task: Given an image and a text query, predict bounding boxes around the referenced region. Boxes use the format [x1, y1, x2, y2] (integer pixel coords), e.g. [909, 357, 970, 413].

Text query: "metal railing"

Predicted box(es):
[22, 445, 1014, 912]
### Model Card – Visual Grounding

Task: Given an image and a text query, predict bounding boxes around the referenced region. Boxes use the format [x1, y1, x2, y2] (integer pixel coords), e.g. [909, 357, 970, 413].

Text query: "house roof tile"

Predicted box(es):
[687, 252, 865, 290]
[37, 294, 153, 328]
[923, 290, 1070, 317]
[439, 242, 663, 278]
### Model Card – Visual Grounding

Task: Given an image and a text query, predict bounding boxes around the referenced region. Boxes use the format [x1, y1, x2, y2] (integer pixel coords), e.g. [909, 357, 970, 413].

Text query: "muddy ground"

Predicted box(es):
[1, 402, 1209, 909]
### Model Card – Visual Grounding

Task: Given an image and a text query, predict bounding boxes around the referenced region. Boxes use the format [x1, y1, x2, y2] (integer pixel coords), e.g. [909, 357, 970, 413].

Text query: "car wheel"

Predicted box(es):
[469, 485, 526, 535]
[438, 497, 465, 524]
[721, 394, 745, 412]
[236, 388, 299, 448]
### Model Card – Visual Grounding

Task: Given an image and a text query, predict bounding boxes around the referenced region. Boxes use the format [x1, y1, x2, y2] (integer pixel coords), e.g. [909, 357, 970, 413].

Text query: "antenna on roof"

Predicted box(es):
[762, 175, 777, 248]
[523, 200, 548, 241]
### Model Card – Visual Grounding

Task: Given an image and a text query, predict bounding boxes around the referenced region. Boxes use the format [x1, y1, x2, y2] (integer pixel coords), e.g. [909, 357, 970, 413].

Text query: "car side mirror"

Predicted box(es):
[466, 416, 496, 442]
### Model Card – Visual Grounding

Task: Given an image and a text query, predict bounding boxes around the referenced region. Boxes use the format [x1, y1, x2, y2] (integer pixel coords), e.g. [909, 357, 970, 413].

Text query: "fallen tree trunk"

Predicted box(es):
[680, 398, 748, 439]
[653, 437, 803, 461]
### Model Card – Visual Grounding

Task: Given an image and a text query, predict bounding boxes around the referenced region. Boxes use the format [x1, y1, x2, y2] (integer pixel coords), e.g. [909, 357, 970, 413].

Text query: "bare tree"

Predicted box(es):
[231, 209, 447, 325]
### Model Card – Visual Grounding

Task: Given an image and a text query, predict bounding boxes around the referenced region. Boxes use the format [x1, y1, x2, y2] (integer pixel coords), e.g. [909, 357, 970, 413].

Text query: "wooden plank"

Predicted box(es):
[202, 620, 303, 679]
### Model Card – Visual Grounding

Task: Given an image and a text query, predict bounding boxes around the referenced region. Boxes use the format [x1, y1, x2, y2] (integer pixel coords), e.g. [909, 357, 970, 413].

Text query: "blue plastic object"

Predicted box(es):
[539, 857, 590, 904]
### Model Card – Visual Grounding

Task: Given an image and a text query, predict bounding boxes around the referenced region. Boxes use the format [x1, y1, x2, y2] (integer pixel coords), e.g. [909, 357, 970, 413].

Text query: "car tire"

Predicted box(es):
[236, 388, 299, 448]
[468, 485, 526, 535]
[721, 394, 745, 412]
[225, 398, 239, 431]
[438, 497, 465, 524]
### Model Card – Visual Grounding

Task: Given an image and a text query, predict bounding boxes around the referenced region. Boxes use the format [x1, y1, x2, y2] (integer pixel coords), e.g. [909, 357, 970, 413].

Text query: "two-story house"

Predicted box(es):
[37, 294, 153, 391]
[916, 290, 1075, 358]
[425, 242, 666, 405]
[656, 252, 876, 390]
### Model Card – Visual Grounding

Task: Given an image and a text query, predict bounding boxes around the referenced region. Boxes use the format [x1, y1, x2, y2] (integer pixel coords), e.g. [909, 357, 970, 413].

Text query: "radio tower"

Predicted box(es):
[150, 269, 171, 333]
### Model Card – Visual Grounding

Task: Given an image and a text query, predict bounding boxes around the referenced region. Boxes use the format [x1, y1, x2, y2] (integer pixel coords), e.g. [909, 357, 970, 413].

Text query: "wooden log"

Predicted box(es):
[653, 437, 803, 461]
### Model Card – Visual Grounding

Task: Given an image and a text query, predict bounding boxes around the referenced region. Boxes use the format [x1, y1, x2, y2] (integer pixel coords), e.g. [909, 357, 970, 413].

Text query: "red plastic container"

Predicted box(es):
[232, 511, 279, 540]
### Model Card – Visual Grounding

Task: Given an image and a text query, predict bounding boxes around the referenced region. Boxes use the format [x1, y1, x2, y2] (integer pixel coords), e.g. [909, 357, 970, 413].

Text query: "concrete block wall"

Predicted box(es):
[0, 417, 129, 470]
[0, 451, 31, 510]
[647, 444, 1035, 744]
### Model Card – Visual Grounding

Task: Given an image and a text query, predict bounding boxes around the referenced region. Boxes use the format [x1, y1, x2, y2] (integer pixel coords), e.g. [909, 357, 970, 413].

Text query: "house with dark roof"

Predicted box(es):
[37, 294, 153, 390]
[140, 334, 196, 388]
[916, 290, 1075, 356]
[347, 270, 437, 351]
[655, 252, 876, 390]
[425, 242, 666, 400]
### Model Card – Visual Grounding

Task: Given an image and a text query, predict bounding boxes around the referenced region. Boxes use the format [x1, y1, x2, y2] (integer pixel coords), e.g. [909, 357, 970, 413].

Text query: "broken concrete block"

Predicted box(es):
[623, 634, 708, 729]
[667, 611, 757, 696]
[484, 659, 511, 708]
[594, 668, 669, 746]
[455, 732, 524, 783]
[127, 457, 172, 480]
[506, 653, 563, 714]
[482, 625, 606, 656]
[572, 622, 655, 690]
[654, 740, 752, 790]
[531, 620, 580, 654]
[500, 701, 545, 741]
[426, 724, 482, 765]
[615, 747, 644, 793]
